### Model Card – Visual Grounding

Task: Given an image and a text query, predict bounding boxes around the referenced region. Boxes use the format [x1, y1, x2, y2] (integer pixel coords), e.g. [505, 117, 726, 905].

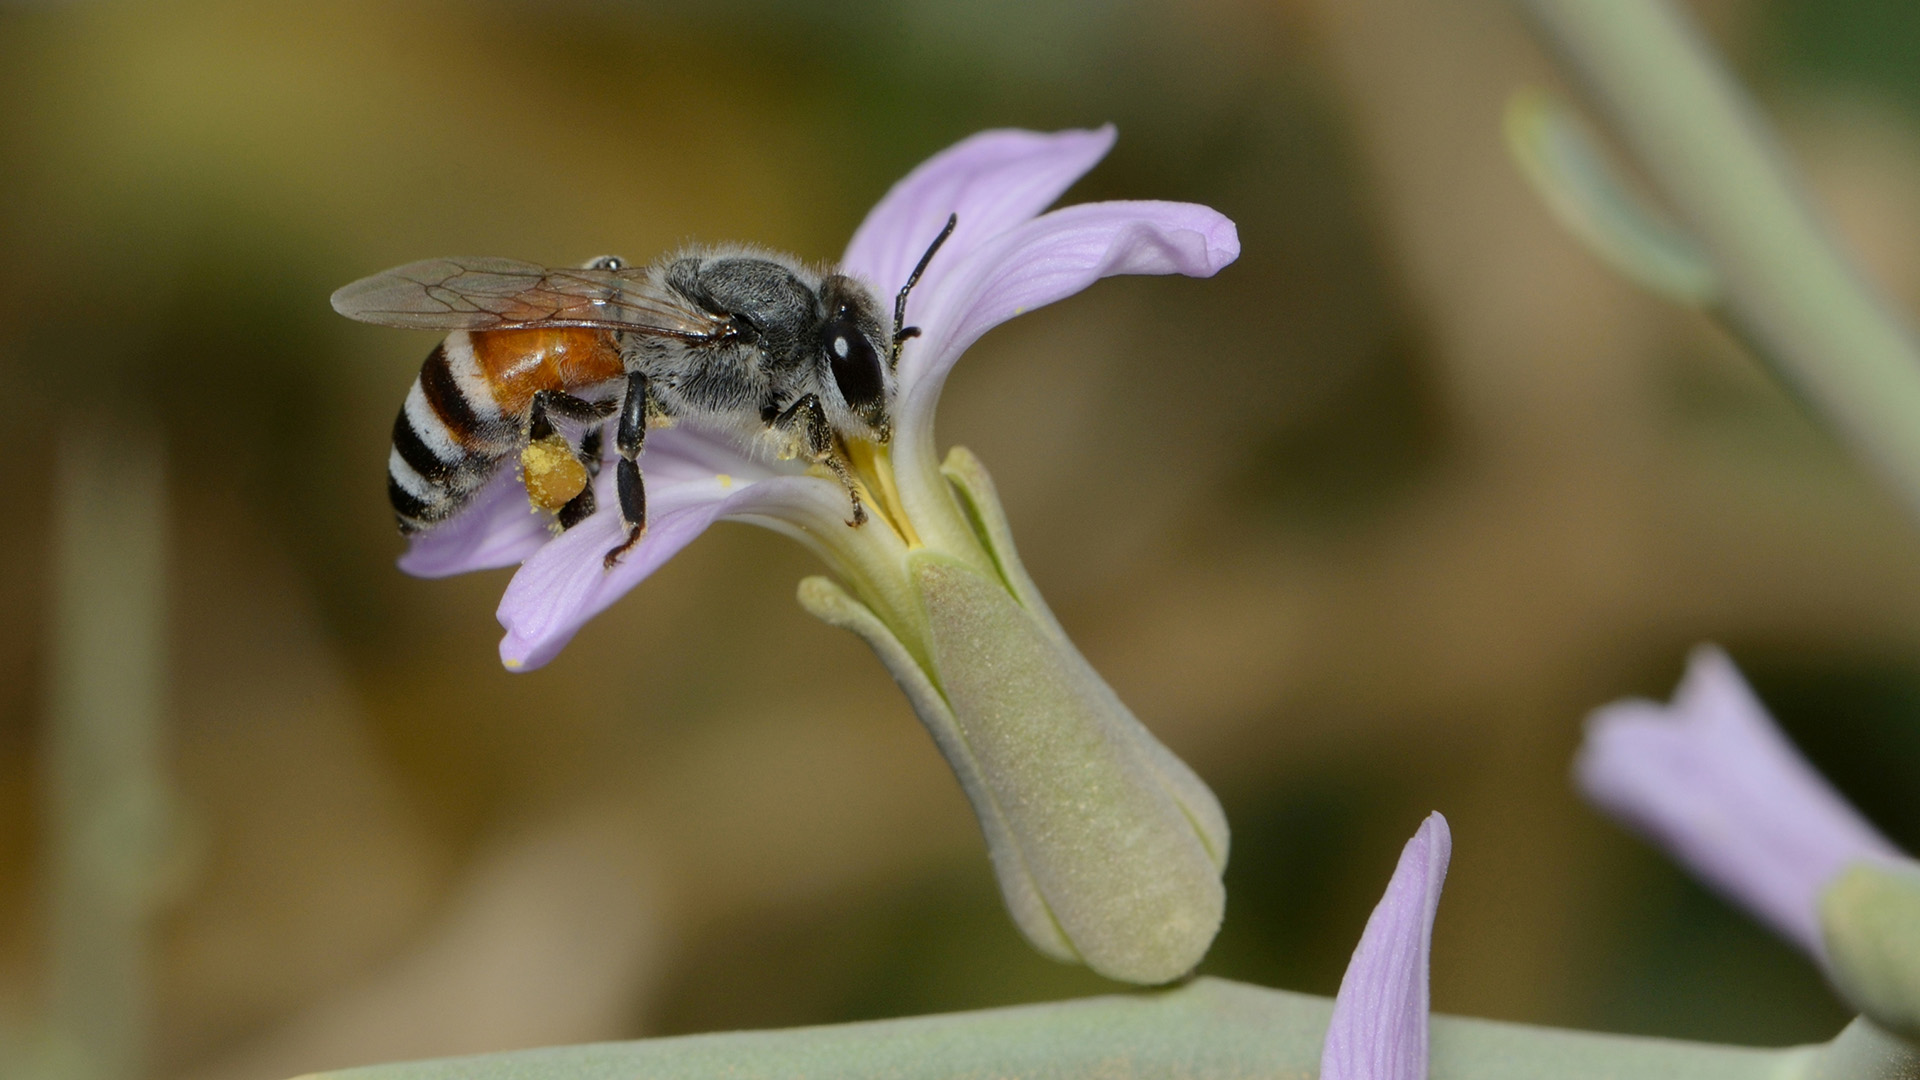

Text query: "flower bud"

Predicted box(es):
[799, 449, 1227, 985]
[1821, 860, 1920, 1044]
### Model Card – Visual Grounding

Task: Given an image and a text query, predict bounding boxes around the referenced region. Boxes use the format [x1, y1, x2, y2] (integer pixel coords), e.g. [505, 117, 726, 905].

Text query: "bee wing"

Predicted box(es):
[331, 256, 729, 338]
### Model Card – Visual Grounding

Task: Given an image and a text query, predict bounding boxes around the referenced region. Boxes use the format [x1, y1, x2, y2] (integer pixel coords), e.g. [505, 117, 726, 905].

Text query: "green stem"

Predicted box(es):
[1515, 0, 1920, 517]
[42, 423, 171, 1080]
[305, 977, 1915, 1080]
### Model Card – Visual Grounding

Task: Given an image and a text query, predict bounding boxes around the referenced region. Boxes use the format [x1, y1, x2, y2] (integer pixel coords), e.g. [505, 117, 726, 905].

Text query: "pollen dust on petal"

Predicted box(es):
[715, 473, 734, 489]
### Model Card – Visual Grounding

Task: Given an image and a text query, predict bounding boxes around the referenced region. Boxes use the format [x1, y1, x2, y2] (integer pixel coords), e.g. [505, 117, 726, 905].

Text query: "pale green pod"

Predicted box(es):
[1822, 861, 1920, 1044]
[798, 447, 1228, 985]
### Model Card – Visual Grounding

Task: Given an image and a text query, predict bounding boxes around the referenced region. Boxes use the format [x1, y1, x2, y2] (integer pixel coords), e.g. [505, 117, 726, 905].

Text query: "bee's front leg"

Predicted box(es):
[602, 371, 651, 569]
[773, 394, 865, 528]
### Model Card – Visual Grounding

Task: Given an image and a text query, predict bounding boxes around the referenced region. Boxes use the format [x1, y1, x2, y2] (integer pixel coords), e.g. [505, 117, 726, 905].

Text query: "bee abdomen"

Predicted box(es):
[388, 409, 465, 532]
[387, 337, 511, 533]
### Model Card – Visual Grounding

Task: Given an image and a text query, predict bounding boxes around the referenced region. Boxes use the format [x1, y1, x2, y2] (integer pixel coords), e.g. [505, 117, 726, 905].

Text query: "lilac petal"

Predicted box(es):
[496, 485, 731, 671]
[1321, 813, 1451, 1080]
[398, 423, 769, 582]
[897, 200, 1240, 445]
[841, 127, 1117, 309]
[633, 424, 784, 489]
[1577, 645, 1905, 957]
[398, 467, 552, 578]
[494, 436, 827, 671]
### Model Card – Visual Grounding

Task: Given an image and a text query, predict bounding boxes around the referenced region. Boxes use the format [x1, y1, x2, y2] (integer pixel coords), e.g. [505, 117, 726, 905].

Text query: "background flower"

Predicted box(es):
[1577, 645, 1906, 958]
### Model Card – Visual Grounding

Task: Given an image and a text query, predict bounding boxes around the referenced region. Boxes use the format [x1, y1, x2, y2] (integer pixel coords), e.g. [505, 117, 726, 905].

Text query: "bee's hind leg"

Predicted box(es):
[555, 425, 603, 530]
[525, 392, 617, 531]
[531, 390, 618, 429]
[774, 393, 865, 528]
[603, 372, 651, 569]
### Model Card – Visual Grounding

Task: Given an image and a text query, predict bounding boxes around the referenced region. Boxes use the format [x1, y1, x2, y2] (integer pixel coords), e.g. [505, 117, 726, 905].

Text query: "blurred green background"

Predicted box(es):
[4, 0, 1920, 1077]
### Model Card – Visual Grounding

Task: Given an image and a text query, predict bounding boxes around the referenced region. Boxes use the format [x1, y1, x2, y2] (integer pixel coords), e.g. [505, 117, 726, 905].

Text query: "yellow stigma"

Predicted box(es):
[841, 438, 920, 547]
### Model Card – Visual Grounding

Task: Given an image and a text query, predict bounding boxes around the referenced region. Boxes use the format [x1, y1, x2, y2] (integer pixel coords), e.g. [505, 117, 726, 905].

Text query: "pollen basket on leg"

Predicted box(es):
[520, 435, 591, 516]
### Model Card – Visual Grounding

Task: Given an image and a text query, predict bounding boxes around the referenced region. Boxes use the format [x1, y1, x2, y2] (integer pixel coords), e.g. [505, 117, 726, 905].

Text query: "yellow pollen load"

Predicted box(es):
[520, 434, 591, 513]
[716, 473, 733, 489]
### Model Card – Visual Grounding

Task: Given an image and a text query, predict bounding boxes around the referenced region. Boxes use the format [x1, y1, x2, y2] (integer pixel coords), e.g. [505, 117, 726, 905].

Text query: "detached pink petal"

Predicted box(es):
[898, 200, 1239, 442]
[1577, 645, 1905, 957]
[842, 126, 1116, 308]
[1321, 813, 1451, 1080]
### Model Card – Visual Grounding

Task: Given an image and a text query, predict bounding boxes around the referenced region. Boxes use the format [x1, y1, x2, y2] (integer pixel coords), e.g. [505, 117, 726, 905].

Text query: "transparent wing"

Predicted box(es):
[330, 256, 730, 338]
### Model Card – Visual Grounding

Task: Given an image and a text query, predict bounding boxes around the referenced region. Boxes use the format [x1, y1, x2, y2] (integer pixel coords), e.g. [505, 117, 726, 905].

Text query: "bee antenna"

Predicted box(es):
[890, 213, 958, 368]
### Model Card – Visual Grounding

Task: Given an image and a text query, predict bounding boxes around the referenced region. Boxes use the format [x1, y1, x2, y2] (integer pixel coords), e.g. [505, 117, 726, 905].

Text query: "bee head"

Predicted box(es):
[817, 275, 894, 441]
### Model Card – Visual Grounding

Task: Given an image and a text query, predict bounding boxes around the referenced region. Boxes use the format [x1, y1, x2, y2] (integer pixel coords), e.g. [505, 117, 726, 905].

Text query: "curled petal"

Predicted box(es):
[497, 494, 726, 671]
[398, 424, 772, 582]
[1577, 645, 1904, 957]
[1321, 813, 1451, 1080]
[898, 200, 1240, 446]
[494, 428, 791, 671]
[399, 468, 552, 578]
[841, 126, 1116, 311]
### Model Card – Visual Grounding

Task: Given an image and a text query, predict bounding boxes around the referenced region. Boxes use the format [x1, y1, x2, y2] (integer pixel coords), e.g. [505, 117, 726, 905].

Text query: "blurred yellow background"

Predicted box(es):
[4, 0, 1920, 1077]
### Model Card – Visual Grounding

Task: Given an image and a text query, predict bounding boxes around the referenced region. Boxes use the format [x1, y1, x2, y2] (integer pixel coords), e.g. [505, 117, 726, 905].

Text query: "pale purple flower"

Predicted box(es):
[1321, 812, 1451, 1080]
[399, 126, 1239, 671]
[1576, 645, 1907, 958]
[395, 127, 1240, 983]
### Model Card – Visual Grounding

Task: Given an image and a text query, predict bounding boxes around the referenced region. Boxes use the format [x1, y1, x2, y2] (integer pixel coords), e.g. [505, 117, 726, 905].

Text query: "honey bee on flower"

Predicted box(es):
[333, 127, 1240, 984]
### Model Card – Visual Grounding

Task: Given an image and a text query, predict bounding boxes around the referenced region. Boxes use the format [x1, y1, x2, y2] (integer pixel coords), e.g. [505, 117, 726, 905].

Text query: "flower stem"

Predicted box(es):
[1515, 0, 1920, 518]
[40, 423, 172, 1080]
[301, 976, 1912, 1080]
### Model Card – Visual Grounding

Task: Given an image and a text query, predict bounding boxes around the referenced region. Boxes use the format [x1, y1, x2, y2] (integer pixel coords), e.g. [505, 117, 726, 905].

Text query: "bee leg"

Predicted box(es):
[526, 393, 558, 442]
[525, 393, 618, 529]
[557, 486, 596, 531]
[553, 424, 607, 529]
[578, 424, 604, 477]
[531, 390, 620, 426]
[603, 372, 650, 569]
[774, 394, 865, 528]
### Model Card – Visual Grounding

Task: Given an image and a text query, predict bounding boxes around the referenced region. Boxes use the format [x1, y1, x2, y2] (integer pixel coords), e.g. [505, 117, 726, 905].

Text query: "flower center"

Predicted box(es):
[840, 437, 921, 548]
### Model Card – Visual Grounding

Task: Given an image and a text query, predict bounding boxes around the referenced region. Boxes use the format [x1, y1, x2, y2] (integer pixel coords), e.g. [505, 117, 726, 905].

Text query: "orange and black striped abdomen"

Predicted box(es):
[388, 328, 625, 533]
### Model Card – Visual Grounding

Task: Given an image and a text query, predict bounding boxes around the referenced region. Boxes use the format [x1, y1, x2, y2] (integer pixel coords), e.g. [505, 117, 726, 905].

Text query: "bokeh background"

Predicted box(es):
[4, 0, 1920, 1077]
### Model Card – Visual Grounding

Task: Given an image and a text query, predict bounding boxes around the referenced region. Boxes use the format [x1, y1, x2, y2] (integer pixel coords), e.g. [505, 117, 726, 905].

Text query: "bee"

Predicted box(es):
[332, 216, 955, 568]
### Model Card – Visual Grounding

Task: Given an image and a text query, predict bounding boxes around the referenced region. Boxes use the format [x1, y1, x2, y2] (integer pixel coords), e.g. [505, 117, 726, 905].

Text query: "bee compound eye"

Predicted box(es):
[825, 320, 884, 410]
